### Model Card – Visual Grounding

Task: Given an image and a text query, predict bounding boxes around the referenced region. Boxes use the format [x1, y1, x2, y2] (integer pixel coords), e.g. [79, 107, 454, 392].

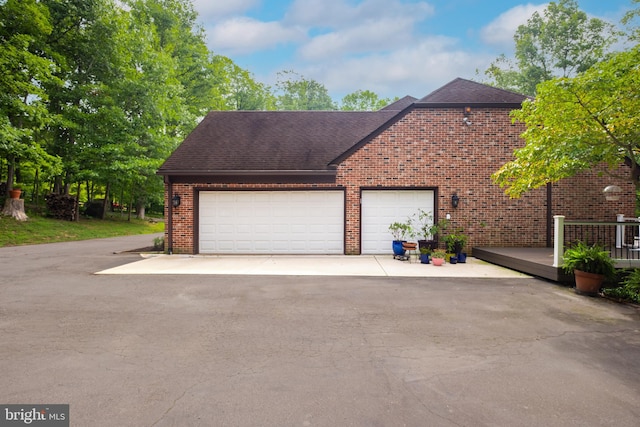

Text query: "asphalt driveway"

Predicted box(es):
[1, 234, 639, 426]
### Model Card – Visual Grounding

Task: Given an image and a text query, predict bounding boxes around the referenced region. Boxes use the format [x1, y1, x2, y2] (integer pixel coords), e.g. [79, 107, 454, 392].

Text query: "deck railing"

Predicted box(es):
[553, 215, 640, 268]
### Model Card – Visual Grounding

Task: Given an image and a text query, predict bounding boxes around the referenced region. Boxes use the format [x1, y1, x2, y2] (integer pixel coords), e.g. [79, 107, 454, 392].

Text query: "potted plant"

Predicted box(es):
[444, 228, 468, 262]
[413, 209, 439, 251]
[388, 220, 413, 257]
[419, 246, 431, 264]
[9, 185, 21, 200]
[561, 241, 616, 296]
[431, 249, 446, 266]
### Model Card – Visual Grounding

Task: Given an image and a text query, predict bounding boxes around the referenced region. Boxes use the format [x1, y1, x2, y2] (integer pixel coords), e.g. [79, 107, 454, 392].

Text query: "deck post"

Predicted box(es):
[616, 214, 624, 249]
[553, 215, 565, 267]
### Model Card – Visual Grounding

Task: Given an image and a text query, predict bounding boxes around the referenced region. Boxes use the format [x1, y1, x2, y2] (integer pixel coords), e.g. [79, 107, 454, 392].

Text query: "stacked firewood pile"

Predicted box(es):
[45, 194, 78, 221]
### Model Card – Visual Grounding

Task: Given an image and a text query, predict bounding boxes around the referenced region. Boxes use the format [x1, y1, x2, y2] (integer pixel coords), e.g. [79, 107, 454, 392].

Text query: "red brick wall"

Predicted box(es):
[165, 106, 635, 255]
[553, 166, 635, 221]
[336, 107, 634, 254]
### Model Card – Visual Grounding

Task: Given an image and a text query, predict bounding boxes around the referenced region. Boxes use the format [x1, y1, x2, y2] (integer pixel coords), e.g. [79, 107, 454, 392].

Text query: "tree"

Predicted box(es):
[484, 0, 617, 96]
[42, 0, 108, 196]
[0, 0, 60, 194]
[275, 71, 335, 111]
[623, 0, 640, 42]
[340, 90, 393, 111]
[492, 45, 640, 198]
[40, 0, 210, 217]
[1, 0, 296, 217]
[127, 0, 215, 128]
[211, 56, 275, 110]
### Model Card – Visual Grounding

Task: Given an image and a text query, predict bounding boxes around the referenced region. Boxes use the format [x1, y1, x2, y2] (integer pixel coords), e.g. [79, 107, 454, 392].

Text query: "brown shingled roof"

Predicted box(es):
[380, 95, 417, 110]
[158, 78, 530, 176]
[417, 77, 530, 105]
[158, 111, 397, 174]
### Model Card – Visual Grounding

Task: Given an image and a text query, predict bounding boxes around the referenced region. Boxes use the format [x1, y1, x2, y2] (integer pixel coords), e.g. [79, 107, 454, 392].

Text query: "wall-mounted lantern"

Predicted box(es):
[603, 185, 622, 201]
[172, 194, 181, 208]
[451, 193, 460, 208]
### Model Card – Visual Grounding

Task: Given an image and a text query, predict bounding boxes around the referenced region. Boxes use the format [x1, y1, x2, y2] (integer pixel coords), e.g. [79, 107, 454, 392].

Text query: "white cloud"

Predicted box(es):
[207, 17, 306, 55]
[299, 36, 492, 99]
[191, 0, 259, 20]
[480, 3, 548, 47]
[286, 0, 434, 29]
[299, 16, 416, 61]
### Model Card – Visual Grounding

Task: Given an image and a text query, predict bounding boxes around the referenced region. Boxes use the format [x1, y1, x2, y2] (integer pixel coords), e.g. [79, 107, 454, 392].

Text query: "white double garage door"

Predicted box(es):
[199, 190, 434, 254]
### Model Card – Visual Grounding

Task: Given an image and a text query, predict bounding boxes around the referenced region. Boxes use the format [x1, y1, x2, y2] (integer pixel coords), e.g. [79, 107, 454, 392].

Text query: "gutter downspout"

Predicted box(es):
[167, 178, 174, 255]
[546, 183, 552, 247]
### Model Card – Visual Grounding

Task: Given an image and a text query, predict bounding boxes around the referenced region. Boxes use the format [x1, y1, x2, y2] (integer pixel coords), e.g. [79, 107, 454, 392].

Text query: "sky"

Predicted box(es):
[191, 0, 634, 101]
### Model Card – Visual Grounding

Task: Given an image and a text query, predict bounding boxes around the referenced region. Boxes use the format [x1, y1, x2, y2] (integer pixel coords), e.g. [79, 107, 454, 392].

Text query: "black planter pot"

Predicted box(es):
[418, 240, 438, 251]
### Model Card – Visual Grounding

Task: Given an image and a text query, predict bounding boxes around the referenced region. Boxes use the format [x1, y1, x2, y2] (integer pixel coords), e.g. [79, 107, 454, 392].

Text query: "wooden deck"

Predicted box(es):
[473, 247, 571, 283]
[474, 246, 640, 283]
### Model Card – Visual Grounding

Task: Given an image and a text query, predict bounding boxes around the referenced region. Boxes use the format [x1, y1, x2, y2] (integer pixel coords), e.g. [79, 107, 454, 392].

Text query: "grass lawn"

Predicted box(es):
[0, 211, 164, 247]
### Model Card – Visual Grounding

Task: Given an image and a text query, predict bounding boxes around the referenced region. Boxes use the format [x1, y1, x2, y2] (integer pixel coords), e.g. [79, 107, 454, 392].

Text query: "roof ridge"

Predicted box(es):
[417, 77, 529, 104]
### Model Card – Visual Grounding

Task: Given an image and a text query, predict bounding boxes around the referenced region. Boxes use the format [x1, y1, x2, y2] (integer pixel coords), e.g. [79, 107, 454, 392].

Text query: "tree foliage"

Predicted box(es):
[0, 0, 267, 216]
[340, 90, 393, 111]
[484, 0, 617, 96]
[623, 0, 640, 42]
[0, 0, 60, 191]
[212, 56, 275, 110]
[275, 71, 336, 110]
[493, 46, 640, 197]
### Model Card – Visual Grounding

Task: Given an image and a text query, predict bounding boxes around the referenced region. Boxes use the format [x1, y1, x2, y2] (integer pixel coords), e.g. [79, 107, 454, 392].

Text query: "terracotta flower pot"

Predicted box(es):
[574, 269, 605, 296]
[9, 189, 21, 199]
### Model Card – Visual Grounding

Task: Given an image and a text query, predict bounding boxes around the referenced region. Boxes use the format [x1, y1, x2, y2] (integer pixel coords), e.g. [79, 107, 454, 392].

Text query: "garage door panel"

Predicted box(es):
[361, 190, 435, 255]
[199, 191, 344, 254]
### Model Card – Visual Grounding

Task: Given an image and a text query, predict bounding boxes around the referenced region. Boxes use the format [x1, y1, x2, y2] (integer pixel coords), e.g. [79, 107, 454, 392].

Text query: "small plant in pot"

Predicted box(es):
[388, 220, 413, 257]
[419, 246, 431, 264]
[443, 228, 468, 263]
[561, 241, 616, 296]
[431, 249, 446, 266]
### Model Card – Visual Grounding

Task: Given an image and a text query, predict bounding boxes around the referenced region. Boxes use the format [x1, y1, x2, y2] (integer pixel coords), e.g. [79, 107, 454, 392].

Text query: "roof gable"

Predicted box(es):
[380, 95, 417, 111]
[417, 77, 530, 106]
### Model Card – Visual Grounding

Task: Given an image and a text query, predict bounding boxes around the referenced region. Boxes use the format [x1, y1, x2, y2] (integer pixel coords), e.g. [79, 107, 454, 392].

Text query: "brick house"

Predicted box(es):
[158, 78, 634, 255]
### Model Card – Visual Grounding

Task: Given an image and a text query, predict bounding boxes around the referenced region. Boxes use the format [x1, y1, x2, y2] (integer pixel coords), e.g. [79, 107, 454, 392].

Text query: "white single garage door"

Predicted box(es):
[199, 191, 344, 254]
[361, 190, 435, 254]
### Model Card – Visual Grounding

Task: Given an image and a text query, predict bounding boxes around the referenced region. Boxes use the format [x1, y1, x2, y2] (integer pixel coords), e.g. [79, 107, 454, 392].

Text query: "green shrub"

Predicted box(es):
[603, 268, 640, 303]
[561, 241, 615, 277]
[153, 236, 165, 251]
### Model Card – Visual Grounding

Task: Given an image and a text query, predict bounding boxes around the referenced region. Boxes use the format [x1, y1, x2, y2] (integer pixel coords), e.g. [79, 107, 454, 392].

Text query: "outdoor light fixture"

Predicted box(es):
[172, 194, 181, 208]
[451, 193, 460, 208]
[603, 185, 622, 201]
[462, 106, 472, 126]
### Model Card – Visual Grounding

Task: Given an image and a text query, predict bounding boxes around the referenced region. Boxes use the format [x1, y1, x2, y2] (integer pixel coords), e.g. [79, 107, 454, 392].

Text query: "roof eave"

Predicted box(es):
[157, 169, 337, 177]
[413, 102, 526, 109]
